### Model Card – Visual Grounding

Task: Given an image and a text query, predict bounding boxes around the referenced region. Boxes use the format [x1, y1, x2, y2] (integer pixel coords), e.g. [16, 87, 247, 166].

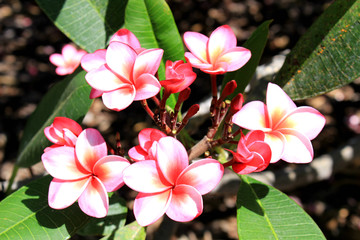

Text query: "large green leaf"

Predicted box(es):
[101, 221, 145, 240]
[237, 175, 325, 239]
[124, 0, 185, 108]
[35, 0, 127, 52]
[0, 175, 91, 240]
[77, 194, 127, 237]
[16, 69, 92, 167]
[273, 0, 360, 100]
[222, 20, 272, 99]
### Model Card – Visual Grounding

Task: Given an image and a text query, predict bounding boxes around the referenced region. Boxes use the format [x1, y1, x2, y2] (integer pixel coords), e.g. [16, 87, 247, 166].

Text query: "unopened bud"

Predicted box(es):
[219, 80, 237, 102]
[230, 93, 244, 114]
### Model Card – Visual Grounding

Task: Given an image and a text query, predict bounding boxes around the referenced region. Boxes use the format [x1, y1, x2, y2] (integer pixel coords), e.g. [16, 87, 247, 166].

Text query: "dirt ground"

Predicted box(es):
[1, 0, 360, 239]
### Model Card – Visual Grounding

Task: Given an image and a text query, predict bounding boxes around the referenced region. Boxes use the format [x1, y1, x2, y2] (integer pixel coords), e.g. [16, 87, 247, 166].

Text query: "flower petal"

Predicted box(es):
[49, 53, 65, 67]
[85, 65, 129, 92]
[53, 117, 82, 136]
[123, 160, 171, 193]
[133, 191, 171, 226]
[232, 152, 267, 174]
[106, 42, 137, 80]
[93, 155, 130, 192]
[75, 128, 107, 172]
[48, 177, 89, 209]
[279, 129, 314, 163]
[207, 25, 236, 64]
[232, 101, 271, 131]
[42, 146, 90, 180]
[216, 47, 251, 72]
[184, 52, 213, 70]
[128, 145, 149, 161]
[177, 159, 224, 195]
[277, 106, 326, 140]
[264, 131, 287, 163]
[183, 31, 208, 63]
[101, 85, 135, 111]
[133, 73, 161, 100]
[266, 83, 297, 128]
[78, 177, 109, 218]
[81, 49, 106, 72]
[62, 44, 78, 62]
[89, 88, 103, 99]
[166, 185, 203, 222]
[133, 49, 163, 80]
[156, 137, 189, 185]
[138, 128, 166, 150]
[110, 28, 141, 49]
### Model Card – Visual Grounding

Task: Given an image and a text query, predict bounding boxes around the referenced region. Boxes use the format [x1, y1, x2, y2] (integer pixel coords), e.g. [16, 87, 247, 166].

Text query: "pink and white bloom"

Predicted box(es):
[160, 60, 197, 93]
[44, 117, 82, 151]
[128, 128, 166, 162]
[123, 137, 224, 226]
[232, 83, 326, 163]
[81, 41, 163, 111]
[226, 130, 271, 174]
[50, 44, 87, 75]
[41, 128, 130, 218]
[183, 25, 251, 74]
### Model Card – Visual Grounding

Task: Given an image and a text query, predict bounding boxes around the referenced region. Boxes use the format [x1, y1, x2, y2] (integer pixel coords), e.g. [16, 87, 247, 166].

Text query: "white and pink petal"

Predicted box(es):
[78, 177, 109, 218]
[42, 146, 90, 180]
[75, 128, 108, 172]
[93, 155, 130, 192]
[133, 191, 171, 226]
[166, 185, 203, 222]
[176, 159, 224, 195]
[48, 177, 90, 209]
[123, 160, 171, 193]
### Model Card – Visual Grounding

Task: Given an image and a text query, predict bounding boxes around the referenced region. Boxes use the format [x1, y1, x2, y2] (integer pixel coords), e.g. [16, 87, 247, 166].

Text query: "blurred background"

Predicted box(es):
[1, 0, 360, 239]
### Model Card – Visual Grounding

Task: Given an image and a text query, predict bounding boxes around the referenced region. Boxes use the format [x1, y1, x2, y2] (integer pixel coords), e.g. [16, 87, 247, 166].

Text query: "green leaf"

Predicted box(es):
[100, 221, 145, 240]
[77, 194, 127, 236]
[16, 69, 92, 167]
[222, 20, 272, 99]
[273, 0, 360, 100]
[237, 175, 325, 239]
[0, 175, 91, 240]
[124, 0, 185, 109]
[35, 0, 127, 52]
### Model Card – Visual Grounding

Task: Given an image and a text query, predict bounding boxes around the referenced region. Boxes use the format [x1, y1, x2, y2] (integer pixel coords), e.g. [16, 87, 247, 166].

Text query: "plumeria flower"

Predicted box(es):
[160, 60, 197, 94]
[41, 128, 130, 218]
[123, 136, 224, 226]
[44, 117, 82, 152]
[50, 44, 87, 75]
[226, 130, 271, 174]
[81, 41, 163, 111]
[128, 128, 166, 162]
[232, 83, 326, 163]
[183, 25, 251, 74]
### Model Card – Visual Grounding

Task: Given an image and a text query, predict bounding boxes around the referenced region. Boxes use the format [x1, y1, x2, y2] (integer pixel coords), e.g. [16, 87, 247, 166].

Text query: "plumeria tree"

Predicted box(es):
[0, 0, 359, 239]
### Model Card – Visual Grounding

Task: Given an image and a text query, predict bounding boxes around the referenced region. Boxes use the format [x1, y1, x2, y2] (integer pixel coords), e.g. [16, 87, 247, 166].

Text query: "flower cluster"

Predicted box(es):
[43, 25, 325, 227]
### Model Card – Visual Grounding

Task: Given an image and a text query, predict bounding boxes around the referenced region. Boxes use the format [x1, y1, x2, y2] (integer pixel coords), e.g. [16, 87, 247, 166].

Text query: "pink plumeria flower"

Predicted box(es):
[160, 60, 197, 94]
[123, 137, 224, 226]
[226, 130, 271, 174]
[183, 25, 251, 74]
[81, 41, 163, 111]
[50, 44, 87, 75]
[232, 83, 326, 163]
[128, 128, 166, 162]
[44, 117, 82, 152]
[81, 28, 147, 99]
[41, 128, 130, 218]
